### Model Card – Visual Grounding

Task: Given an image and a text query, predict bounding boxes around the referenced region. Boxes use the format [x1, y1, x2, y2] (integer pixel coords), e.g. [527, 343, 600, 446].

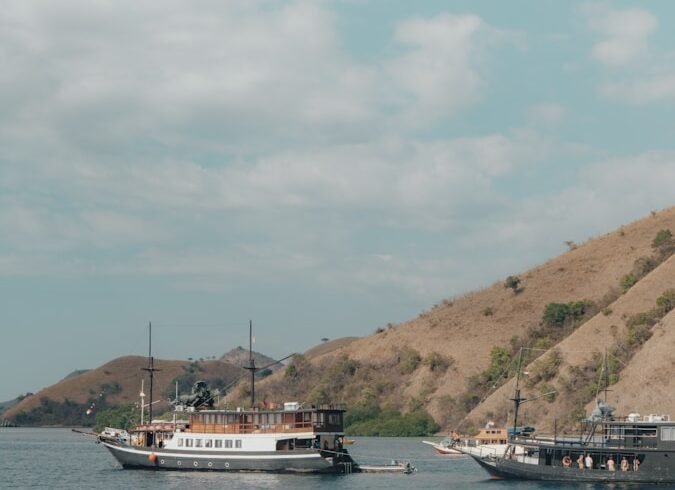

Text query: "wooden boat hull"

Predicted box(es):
[466, 452, 675, 483]
[101, 441, 348, 473]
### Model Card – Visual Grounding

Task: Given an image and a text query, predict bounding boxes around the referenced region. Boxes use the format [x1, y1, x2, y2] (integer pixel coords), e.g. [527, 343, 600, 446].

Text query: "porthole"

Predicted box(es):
[193, 461, 199, 467]
[160, 459, 165, 465]
[208, 462, 213, 468]
[177, 460, 182, 466]
[225, 462, 230, 468]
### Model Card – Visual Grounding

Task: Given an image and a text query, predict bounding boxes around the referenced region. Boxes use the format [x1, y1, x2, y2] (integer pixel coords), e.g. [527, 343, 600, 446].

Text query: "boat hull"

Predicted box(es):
[421, 440, 463, 456]
[101, 442, 347, 473]
[466, 454, 675, 483]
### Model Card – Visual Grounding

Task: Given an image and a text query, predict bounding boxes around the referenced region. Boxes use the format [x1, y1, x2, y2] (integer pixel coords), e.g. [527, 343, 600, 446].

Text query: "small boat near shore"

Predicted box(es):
[422, 437, 463, 455]
[358, 460, 416, 474]
[423, 423, 511, 456]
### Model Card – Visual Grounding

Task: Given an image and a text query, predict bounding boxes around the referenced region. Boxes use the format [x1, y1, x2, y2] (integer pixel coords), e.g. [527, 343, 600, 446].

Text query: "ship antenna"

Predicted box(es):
[141, 322, 161, 423]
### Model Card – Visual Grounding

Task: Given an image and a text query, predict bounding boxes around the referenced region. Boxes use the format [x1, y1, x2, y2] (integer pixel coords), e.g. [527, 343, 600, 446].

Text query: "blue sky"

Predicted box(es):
[3, 0, 675, 401]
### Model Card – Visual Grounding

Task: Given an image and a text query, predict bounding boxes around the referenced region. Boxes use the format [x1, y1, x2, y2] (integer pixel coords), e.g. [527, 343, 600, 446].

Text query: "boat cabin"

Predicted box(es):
[129, 403, 346, 454]
[187, 404, 345, 435]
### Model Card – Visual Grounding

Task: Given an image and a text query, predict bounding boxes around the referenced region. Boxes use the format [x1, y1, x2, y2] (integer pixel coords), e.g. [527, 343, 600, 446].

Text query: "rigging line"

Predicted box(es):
[143, 322, 252, 329]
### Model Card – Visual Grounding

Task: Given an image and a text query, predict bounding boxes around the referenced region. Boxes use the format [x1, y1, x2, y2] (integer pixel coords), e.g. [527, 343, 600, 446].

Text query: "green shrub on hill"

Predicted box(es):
[423, 351, 452, 373]
[93, 404, 139, 432]
[345, 405, 439, 436]
[542, 300, 593, 327]
[398, 347, 421, 375]
[652, 229, 673, 249]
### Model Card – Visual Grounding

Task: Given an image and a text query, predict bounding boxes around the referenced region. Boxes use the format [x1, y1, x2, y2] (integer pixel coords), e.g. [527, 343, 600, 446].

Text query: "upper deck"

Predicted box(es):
[185, 404, 345, 435]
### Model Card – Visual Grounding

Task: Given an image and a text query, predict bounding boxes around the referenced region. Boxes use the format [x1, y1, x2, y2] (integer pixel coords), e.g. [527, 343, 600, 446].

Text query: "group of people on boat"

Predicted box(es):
[560, 453, 640, 471]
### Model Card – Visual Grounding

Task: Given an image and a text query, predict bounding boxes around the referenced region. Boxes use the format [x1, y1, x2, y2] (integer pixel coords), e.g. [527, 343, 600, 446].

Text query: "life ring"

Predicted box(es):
[562, 455, 572, 468]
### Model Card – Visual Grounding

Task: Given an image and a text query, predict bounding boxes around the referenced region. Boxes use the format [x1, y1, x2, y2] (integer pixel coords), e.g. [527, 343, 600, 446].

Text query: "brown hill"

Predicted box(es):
[220, 347, 283, 372]
[235, 207, 675, 431]
[304, 337, 359, 360]
[3, 356, 244, 422]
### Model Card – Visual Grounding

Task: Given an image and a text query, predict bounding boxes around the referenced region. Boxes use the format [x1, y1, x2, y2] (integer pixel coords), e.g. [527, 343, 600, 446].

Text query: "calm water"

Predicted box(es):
[0, 428, 645, 489]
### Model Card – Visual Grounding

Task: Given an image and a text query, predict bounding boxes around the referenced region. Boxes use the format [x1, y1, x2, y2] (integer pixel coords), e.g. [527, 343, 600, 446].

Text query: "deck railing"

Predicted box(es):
[189, 421, 319, 434]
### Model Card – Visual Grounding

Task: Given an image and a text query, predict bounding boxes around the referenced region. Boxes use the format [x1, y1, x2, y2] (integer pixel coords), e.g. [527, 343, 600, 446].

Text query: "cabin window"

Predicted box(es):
[177, 438, 183, 447]
[225, 440, 233, 448]
[215, 440, 222, 448]
[662, 427, 675, 441]
[185, 439, 193, 447]
[195, 439, 203, 448]
[328, 413, 340, 425]
[205, 439, 212, 448]
[235, 440, 242, 448]
[216, 414, 225, 424]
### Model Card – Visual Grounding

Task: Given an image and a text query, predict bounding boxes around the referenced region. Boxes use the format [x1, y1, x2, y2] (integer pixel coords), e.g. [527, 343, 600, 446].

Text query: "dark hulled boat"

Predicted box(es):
[461, 350, 675, 483]
[464, 406, 675, 483]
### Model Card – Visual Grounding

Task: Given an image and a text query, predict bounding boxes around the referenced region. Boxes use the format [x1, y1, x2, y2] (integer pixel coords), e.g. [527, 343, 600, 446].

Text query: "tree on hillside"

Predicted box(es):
[504, 275, 521, 293]
[652, 229, 672, 249]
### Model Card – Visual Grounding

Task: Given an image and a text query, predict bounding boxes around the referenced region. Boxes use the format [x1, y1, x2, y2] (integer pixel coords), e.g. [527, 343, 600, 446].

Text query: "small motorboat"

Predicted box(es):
[422, 436, 463, 456]
[358, 460, 416, 474]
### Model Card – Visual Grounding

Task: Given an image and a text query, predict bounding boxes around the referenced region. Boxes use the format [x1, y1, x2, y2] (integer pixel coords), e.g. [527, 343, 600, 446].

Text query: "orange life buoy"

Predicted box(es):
[148, 453, 157, 463]
[562, 455, 572, 468]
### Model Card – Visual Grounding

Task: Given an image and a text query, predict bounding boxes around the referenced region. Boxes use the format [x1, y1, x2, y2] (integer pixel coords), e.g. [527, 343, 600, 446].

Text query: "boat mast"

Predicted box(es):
[141, 322, 160, 423]
[243, 320, 257, 407]
[510, 347, 524, 439]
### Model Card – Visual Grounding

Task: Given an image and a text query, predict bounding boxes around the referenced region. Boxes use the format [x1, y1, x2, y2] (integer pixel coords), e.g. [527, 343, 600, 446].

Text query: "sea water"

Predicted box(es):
[0, 428, 635, 489]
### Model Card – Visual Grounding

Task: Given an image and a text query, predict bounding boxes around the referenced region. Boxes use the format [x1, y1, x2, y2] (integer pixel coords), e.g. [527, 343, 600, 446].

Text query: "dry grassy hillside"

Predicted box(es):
[3, 356, 244, 422]
[465, 252, 675, 432]
[243, 207, 675, 431]
[304, 337, 359, 360]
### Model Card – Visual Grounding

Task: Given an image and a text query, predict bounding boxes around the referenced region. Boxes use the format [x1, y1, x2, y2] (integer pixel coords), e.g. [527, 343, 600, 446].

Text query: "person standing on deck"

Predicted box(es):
[577, 454, 585, 469]
[621, 457, 629, 471]
[585, 453, 593, 469]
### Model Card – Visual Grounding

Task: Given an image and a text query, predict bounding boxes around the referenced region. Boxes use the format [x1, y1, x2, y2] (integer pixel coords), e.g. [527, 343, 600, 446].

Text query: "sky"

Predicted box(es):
[3, 0, 675, 401]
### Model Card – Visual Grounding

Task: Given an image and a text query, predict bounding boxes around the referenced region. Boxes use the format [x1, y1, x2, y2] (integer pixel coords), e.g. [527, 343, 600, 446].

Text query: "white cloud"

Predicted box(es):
[527, 103, 566, 125]
[493, 151, 675, 252]
[599, 74, 675, 104]
[581, 3, 675, 104]
[386, 14, 485, 125]
[583, 4, 656, 66]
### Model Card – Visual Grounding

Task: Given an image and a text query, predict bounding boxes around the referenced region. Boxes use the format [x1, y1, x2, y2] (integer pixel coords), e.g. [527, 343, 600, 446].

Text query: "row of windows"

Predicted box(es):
[177, 438, 242, 449]
[194, 411, 342, 426]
